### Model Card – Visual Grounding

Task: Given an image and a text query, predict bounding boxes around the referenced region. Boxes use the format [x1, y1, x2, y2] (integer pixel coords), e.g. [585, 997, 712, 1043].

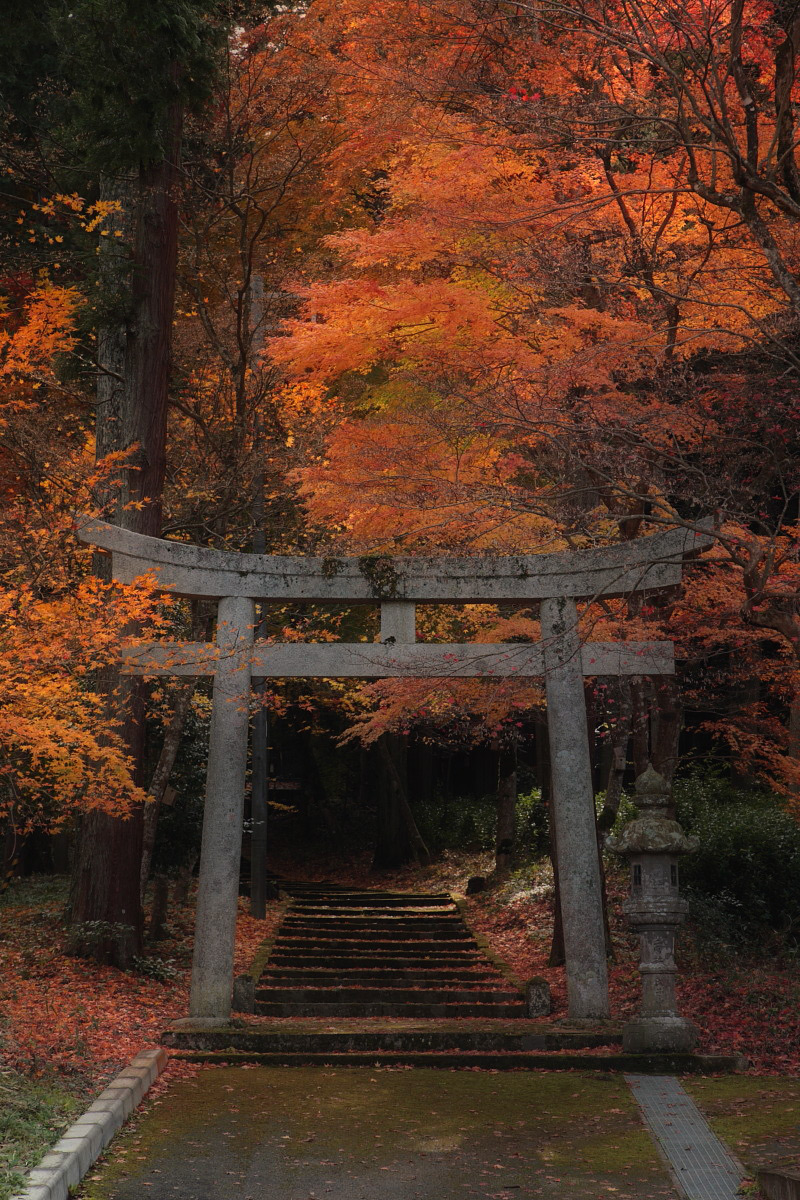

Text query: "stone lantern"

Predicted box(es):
[607, 764, 699, 1053]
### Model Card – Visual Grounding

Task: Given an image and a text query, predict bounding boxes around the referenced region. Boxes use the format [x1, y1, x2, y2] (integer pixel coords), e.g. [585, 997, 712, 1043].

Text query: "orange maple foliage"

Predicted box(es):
[252, 0, 800, 790]
[0, 277, 172, 830]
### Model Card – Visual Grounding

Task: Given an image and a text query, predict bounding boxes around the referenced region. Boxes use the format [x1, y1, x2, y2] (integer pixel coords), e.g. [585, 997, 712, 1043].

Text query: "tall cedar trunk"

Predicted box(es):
[70, 99, 182, 967]
[595, 826, 615, 960]
[494, 743, 517, 877]
[410, 740, 434, 807]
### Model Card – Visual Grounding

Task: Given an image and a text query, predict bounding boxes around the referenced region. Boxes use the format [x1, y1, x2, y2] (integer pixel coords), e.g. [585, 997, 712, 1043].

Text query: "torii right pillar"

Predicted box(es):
[541, 596, 610, 1019]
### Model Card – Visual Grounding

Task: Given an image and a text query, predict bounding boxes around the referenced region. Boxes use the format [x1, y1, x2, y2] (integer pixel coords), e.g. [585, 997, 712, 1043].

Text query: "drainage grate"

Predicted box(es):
[626, 1074, 744, 1200]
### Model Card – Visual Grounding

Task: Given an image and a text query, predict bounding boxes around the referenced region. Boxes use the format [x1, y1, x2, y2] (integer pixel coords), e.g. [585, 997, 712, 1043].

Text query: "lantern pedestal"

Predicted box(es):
[623, 1014, 699, 1053]
[607, 765, 700, 1056]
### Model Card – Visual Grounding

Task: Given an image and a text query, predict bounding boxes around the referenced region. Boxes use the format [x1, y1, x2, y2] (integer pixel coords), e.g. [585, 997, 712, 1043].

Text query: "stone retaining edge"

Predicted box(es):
[10, 1047, 168, 1200]
[451, 893, 526, 994]
[757, 1165, 800, 1200]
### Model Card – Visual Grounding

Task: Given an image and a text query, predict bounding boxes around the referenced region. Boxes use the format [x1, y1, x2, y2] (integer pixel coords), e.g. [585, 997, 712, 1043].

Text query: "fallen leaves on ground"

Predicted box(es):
[0, 879, 281, 1088]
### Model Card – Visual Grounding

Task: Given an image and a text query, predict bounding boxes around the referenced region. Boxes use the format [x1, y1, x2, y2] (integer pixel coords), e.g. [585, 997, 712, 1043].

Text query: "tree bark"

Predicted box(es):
[69, 94, 183, 968]
[493, 742, 517, 877]
[597, 678, 633, 834]
[148, 874, 170, 941]
[140, 681, 196, 898]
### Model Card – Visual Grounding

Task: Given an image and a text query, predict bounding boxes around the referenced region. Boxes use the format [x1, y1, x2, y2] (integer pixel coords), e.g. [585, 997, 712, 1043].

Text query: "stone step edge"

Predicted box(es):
[267, 957, 484, 966]
[9, 1047, 168, 1200]
[164, 1049, 746, 1073]
[272, 938, 478, 947]
[163, 1029, 622, 1051]
[259, 971, 503, 980]
[253, 1003, 527, 1017]
[254, 989, 521, 1002]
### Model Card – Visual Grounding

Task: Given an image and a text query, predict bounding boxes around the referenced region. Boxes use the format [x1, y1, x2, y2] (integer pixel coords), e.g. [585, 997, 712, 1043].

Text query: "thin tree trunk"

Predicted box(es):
[148, 874, 170, 940]
[173, 865, 194, 907]
[493, 743, 517, 877]
[597, 679, 633, 834]
[140, 681, 196, 898]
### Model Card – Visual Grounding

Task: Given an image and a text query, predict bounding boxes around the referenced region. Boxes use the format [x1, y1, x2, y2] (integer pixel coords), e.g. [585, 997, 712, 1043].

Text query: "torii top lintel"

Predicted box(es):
[77, 519, 710, 603]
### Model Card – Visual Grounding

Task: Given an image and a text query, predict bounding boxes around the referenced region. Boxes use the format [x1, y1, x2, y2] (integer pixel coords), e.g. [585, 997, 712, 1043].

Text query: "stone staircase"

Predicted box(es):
[163, 882, 737, 1070]
[254, 883, 526, 1019]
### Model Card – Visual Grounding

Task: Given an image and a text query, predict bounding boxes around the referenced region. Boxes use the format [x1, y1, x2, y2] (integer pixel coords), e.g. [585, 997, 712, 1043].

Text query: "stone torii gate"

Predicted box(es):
[79, 518, 705, 1024]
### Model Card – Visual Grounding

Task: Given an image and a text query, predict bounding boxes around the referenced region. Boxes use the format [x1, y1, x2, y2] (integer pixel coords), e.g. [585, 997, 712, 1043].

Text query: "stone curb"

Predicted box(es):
[11, 1047, 168, 1200]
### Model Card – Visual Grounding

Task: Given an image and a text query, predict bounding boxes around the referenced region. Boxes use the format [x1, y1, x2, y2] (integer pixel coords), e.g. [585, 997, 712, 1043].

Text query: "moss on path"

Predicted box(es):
[79, 1066, 677, 1200]
[685, 1076, 800, 1175]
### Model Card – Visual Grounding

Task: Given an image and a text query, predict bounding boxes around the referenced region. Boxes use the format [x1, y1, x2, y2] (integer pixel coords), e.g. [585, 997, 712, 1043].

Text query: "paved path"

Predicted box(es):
[626, 1076, 744, 1200]
[78, 1066, 679, 1200]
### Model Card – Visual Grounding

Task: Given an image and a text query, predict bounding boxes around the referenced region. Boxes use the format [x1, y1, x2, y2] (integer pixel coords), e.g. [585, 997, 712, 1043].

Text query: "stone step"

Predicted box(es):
[285, 888, 451, 896]
[163, 1022, 623, 1053]
[288, 895, 457, 903]
[167, 1048, 742, 1073]
[275, 939, 474, 951]
[291, 909, 459, 918]
[282, 920, 468, 933]
[256, 886, 521, 1022]
[258, 969, 502, 984]
[283, 916, 464, 927]
[285, 888, 450, 896]
[291, 907, 460, 916]
[255, 987, 522, 1004]
[289, 896, 453, 905]
[254, 1001, 527, 1017]
[268, 955, 483, 968]
[272, 938, 478, 952]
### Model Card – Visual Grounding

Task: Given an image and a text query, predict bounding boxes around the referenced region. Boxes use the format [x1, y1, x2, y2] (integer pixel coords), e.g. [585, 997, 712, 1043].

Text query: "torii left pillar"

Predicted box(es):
[189, 596, 255, 1019]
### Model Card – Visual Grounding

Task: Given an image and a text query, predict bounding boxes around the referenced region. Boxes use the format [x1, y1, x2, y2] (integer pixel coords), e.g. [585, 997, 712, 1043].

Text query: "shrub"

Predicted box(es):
[674, 773, 800, 946]
[416, 786, 548, 857]
[416, 792, 496, 852]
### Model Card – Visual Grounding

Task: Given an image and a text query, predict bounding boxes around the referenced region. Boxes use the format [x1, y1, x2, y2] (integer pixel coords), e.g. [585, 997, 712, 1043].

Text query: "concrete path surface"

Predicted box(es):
[77, 1066, 679, 1200]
